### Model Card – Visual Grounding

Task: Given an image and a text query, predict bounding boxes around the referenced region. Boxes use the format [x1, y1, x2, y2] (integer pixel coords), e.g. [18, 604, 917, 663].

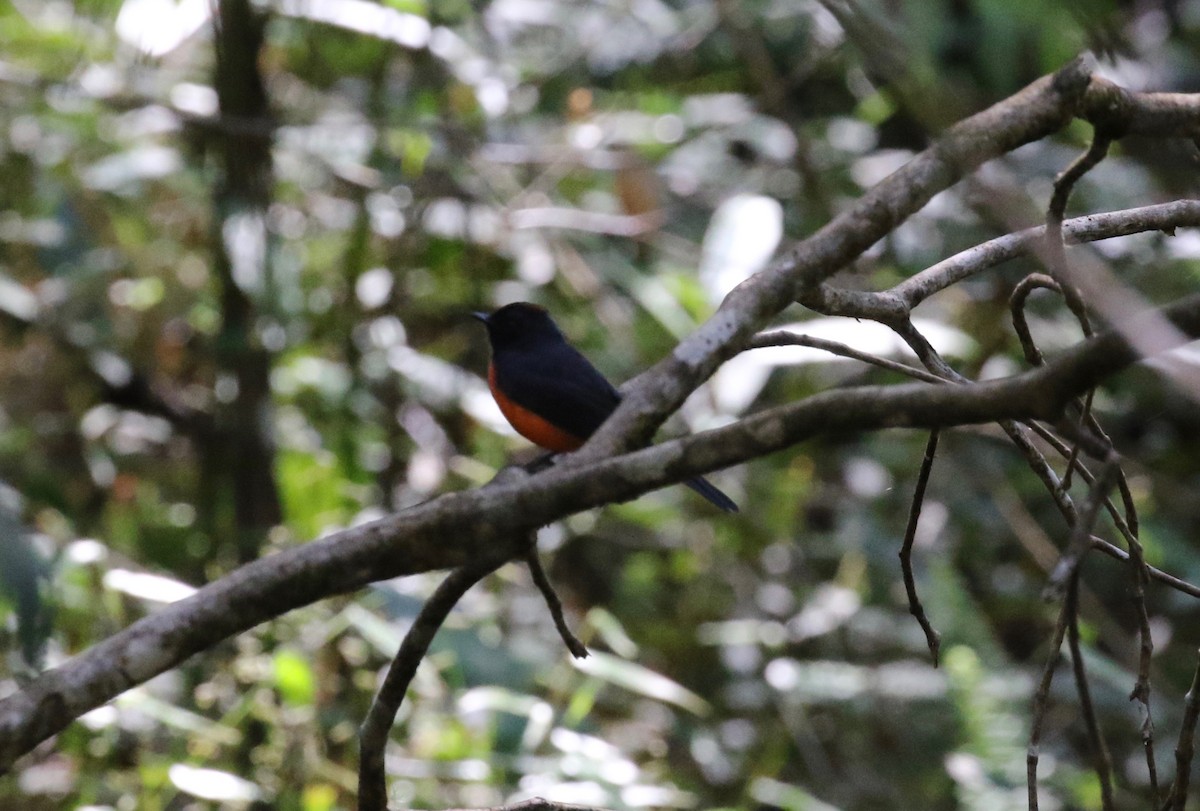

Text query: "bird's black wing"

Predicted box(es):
[495, 341, 738, 511]
[494, 342, 622, 440]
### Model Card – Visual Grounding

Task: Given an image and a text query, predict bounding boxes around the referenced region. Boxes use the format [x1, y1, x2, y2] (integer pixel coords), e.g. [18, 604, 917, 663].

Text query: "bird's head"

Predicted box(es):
[473, 302, 565, 349]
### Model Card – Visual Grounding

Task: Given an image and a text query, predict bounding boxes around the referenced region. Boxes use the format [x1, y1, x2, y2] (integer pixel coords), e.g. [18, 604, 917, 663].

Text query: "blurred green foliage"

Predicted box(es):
[2, 0, 1200, 809]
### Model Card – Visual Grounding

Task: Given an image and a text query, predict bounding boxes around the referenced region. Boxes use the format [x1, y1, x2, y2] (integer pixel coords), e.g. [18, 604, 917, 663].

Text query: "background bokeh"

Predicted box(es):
[2, 0, 1200, 809]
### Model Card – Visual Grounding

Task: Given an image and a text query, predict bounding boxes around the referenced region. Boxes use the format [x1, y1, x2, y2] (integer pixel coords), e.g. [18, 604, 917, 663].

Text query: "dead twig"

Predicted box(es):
[525, 549, 589, 659]
[1066, 577, 1116, 811]
[899, 430, 942, 665]
[1027, 571, 1077, 811]
[1164, 650, 1200, 811]
[1044, 454, 1120, 601]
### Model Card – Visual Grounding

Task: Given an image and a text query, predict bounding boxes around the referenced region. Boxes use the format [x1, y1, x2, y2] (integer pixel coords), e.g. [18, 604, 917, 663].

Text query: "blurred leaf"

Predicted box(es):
[302, 782, 339, 811]
[114, 689, 242, 745]
[698, 193, 783, 304]
[102, 568, 197, 604]
[278, 448, 355, 538]
[342, 600, 406, 656]
[273, 648, 317, 707]
[0, 272, 40, 321]
[750, 776, 844, 811]
[168, 763, 265, 803]
[585, 606, 639, 659]
[573, 652, 710, 716]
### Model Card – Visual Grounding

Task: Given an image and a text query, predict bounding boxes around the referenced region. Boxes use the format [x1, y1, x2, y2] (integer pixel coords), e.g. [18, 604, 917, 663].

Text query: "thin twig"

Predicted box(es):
[1044, 133, 1112, 331]
[525, 549, 589, 659]
[749, 331, 946, 384]
[1041, 418, 1155, 691]
[1059, 393, 1092, 493]
[801, 201, 1200, 319]
[1007, 421, 1078, 528]
[1044, 454, 1121, 601]
[891, 319, 956, 379]
[1007, 278, 1155, 757]
[1009, 274, 1095, 492]
[1048, 422, 1159, 791]
[753, 324, 1179, 642]
[1032, 414, 1177, 778]
[1115, 483, 1159, 801]
[891, 319, 1082, 530]
[1028, 572, 1077, 811]
[1008, 272, 1103, 493]
[1165, 650, 1200, 811]
[358, 556, 507, 811]
[890, 316, 1120, 808]
[899, 430, 942, 665]
[1089, 536, 1200, 600]
[1029, 262, 1099, 495]
[1066, 577, 1116, 810]
[1011, 273, 1062, 367]
[1025, 423, 1138, 554]
[893, 310, 1171, 800]
[1062, 419, 1149, 700]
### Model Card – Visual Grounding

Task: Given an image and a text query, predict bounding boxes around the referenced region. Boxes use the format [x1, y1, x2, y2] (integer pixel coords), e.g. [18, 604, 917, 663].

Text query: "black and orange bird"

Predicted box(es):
[474, 302, 737, 513]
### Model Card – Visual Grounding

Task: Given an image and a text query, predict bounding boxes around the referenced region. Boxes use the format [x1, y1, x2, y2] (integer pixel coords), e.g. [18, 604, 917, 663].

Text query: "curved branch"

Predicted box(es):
[359, 558, 505, 811]
[526, 549, 589, 659]
[748, 331, 945, 383]
[804, 200, 1200, 319]
[1044, 132, 1112, 329]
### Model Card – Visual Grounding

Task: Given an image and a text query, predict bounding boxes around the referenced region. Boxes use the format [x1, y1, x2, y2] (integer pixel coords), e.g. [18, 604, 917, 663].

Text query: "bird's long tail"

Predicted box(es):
[684, 476, 738, 513]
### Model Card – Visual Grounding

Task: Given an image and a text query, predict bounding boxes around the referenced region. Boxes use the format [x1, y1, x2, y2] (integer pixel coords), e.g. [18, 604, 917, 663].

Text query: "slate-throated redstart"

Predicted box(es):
[474, 302, 737, 513]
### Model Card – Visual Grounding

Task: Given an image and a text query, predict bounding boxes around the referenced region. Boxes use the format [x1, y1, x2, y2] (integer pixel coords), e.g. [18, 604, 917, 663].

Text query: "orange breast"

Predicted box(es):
[488, 364, 584, 453]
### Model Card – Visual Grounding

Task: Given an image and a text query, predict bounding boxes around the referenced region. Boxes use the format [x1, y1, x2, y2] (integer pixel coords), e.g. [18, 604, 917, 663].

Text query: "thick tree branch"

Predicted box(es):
[1081, 77, 1200, 138]
[804, 200, 1200, 319]
[582, 56, 1130, 457]
[3, 292, 1200, 772]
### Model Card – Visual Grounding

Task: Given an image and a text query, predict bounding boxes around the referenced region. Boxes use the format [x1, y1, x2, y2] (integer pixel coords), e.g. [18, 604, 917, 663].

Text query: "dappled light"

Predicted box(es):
[2, 2, 1200, 811]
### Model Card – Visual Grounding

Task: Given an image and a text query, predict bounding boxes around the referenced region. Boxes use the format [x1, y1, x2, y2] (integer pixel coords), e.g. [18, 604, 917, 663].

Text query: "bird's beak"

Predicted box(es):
[471, 311, 489, 324]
